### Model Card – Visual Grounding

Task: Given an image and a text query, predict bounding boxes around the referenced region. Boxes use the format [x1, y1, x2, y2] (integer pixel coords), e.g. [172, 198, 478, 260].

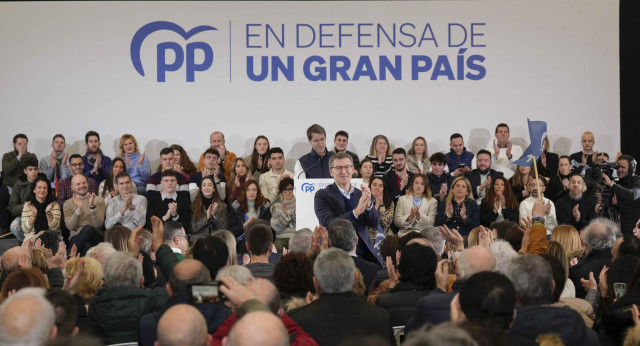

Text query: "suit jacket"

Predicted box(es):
[405, 280, 464, 333]
[289, 292, 393, 346]
[384, 169, 414, 201]
[394, 195, 438, 229]
[569, 248, 612, 299]
[352, 255, 381, 294]
[465, 169, 504, 200]
[314, 183, 382, 265]
[146, 191, 192, 234]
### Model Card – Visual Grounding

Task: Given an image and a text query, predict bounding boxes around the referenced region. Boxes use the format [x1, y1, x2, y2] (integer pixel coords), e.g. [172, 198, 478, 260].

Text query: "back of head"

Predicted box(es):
[490, 220, 518, 240]
[65, 257, 103, 303]
[45, 290, 78, 337]
[314, 248, 355, 294]
[246, 279, 280, 315]
[192, 236, 229, 278]
[398, 243, 437, 288]
[459, 271, 516, 330]
[539, 254, 566, 303]
[103, 251, 142, 288]
[420, 226, 446, 257]
[288, 228, 313, 254]
[379, 234, 399, 266]
[550, 225, 582, 254]
[504, 228, 524, 253]
[590, 217, 621, 238]
[211, 230, 238, 265]
[0, 246, 28, 279]
[215, 265, 252, 285]
[619, 234, 640, 257]
[403, 323, 478, 346]
[227, 311, 289, 346]
[86, 242, 117, 269]
[37, 231, 63, 255]
[157, 304, 209, 346]
[273, 252, 314, 294]
[507, 254, 553, 306]
[163, 221, 184, 244]
[583, 221, 616, 252]
[489, 240, 518, 275]
[245, 223, 273, 256]
[457, 246, 496, 279]
[104, 225, 132, 252]
[0, 267, 50, 302]
[0, 287, 56, 345]
[328, 219, 357, 252]
[398, 231, 427, 251]
[169, 259, 212, 296]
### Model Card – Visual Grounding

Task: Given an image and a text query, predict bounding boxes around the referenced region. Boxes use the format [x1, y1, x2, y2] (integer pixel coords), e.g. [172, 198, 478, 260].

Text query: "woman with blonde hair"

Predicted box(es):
[66, 257, 103, 304]
[435, 176, 481, 236]
[547, 241, 575, 298]
[394, 174, 437, 230]
[365, 134, 393, 178]
[119, 134, 150, 194]
[550, 225, 583, 257]
[407, 136, 430, 174]
[211, 230, 238, 266]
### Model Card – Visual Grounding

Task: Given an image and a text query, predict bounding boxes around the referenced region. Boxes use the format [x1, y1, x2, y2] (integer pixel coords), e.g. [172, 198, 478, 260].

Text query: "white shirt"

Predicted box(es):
[484, 143, 523, 179]
[519, 196, 558, 234]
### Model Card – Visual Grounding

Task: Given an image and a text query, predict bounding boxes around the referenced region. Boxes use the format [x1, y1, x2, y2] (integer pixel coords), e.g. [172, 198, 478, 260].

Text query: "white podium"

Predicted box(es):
[295, 178, 363, 230]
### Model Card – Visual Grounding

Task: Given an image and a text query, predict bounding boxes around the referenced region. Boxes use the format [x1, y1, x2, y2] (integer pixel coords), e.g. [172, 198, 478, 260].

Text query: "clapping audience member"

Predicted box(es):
[98, 158, 130, 204]
[8, 156, 46, 241]
[270, 176, 296, 252]
[63, 175, 105, 255]
[226, 158, 252, 204]
[105, 172, 147, 229]
[366, 134, 393, 178]
[146, 169, 192, 234]
[190, 148, 225, 199]
[259, 147, 293, 203]
[39, 134, 71, 190]
[191, 175, 228, 237]
[435, 176, 480, 237]
[228, 180, 271, 240]
[57, 154, 99, 207]
[508, 165, 532, 203]
[20, 176, 61, 242]
[480, 176, 519, 227]
[82, 131, 112, 185]
[545, 155, 573, 202]
[427, 152, 453, 203]
[395, 174, 437, 230]
[146, 148, 189, 198]
[385, 148, 414, 201]
[407, 136, 430, 174]
[119, 134, 150, 195]
[358, 158, 374, 185]
[245, 135, 270, 182]
[170, 144, 197, 178]
[464, 149, 504, 204]
[368, 176, 395, 241]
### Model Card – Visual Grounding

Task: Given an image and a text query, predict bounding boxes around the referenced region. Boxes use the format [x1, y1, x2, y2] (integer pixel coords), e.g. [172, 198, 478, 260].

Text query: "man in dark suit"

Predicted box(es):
[289, 248, 393, 345]
[146, 170, 191, 234]
[385, 148, 414, 201]
[328, 218, 381, 293]
[464, 149, 504, 203]
[314, 152, 382, 266]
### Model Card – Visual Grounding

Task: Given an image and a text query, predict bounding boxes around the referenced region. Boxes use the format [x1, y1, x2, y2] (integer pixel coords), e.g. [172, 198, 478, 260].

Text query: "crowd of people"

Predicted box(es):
[0, 123, 639, 346]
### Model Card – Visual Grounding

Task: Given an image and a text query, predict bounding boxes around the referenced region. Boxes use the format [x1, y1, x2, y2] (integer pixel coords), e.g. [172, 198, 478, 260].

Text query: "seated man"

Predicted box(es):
[1, 133, 36, 190]
[82, 131, 112, 185]
[556, 174, 597, 231]
[63, 175, 105, 255]
[289, 248, 393, 345]
[570, 131, 597, 172]
[464, 149, 504, 204]
[197, 131, 237, 182]
[39, 134, 71, 189]
[244, 222, 276, 279]
[295, 124, 334, 179]
[163, 221, 189, 260]
[105, 172, 147, 229]
[88, 252, 169, 344]
[485, 123, 523, 178]
[384, 148, 414, 201]
[146, 169, 191, 234]
[146, 148, 189, 198]
[8, 155, 43, 241]
[189, 148, 226, 200]
[333, 130, 360, 168]
[57, 154, 99, 207]
[259, 147, 293, 203]
[519, 177, 558, 234]
[446, 133, 474, 176]
[427, 152, 453, 202]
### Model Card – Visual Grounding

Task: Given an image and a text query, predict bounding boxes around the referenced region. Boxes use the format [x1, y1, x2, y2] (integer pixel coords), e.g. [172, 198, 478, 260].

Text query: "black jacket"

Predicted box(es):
[405, 280, 464, 333]
[384, 169, 414, 201]
[465, 169, 504, 200]
[228, 200, 272, 238]
[556, 194, 597, 231]
[612, 174, 640, 234]
[146, 191, 192, 233]
[569, 248, 612, 299]
[479, 200, 519, 227]
[375, 281, 434, 327]
[508, 305, 599, 346]
[353, 255, 381, 294]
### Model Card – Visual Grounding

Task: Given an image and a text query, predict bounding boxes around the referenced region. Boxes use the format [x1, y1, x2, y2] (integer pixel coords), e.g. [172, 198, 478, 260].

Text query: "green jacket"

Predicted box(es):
[8, 177, 32, 218]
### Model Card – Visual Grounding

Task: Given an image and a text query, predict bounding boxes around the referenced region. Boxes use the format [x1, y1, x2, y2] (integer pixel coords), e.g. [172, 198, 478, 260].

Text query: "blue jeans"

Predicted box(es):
[10, 217, 25, 242]
[69, 225, 103, 256]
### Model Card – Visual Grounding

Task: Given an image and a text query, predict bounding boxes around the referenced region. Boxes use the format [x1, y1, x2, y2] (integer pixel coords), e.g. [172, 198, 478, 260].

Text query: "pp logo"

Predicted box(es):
[130, 21, 217, 82]
[301, 183, 315, 193]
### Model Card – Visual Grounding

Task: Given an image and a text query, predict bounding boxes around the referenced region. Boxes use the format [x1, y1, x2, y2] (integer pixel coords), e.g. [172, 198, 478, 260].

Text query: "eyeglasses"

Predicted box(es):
[283, 187, 294, 192]
[70, 163, 83, 167]
[331, 165, 353, 172]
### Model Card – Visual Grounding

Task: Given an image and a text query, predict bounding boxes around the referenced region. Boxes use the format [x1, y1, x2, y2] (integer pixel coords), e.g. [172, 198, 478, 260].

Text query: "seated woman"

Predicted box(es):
[245, 135, 270, 183]
[435, 176, 481, 236]
[226, 158, 252, 204]
[21, 176, 61, 242]
[375, 243, 438, 327]
[170, 144, 197, 179]
[480, 176, 519, 227]
[228, 180, 271, 239]
[365, 134, 393, 178]
[0, 267, 50, 302]
[394, 174, 437, 230]
[119, 134, 150, 195]
[368, 176, 396, 242]
[99, 158, 137, 204]
[508, 165, 533, 203]
[270, 176, 295, 252]
[359, 158, 374, 185]
[407, 136, 431, 174]
[546, 155, 572, 202]
[191, 175, 228, 238]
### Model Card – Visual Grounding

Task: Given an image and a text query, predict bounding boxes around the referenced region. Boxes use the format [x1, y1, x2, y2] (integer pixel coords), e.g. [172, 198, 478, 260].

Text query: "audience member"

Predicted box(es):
[537, 136, 560, 178]
[446, 133, 474, 177]
[435, 176, 481, 236]
[163, 221, 189, 260]
[602, 154, 640, 234]
[190, 148, 225, 199]
[556, 174, 597, 230]
[170, 144, 197, 177]
[287, 228, 313, 254]
[1, 133, 36, 189]
[197, 131, 237, 182]
[486, 123, 522, 178]
[368, 176, 395, 241]
[82, 131, 112, 185]
[63, 175, 105, 255]
[272, 252, 315, 311]
[191, 175, 228, 237]
[394, 174, 437, 230]
[245, 135, 270, 181]
[358, 158, 374, 185]
[508, 165, 532, 203]
[384, 147, 414, 201]
[333, 130, 360, 169]
[156, 304, 212, 346]
[427, 152, 453, 202]
[489, 239, 518, 274]
[212, 230, 238, 266]
[98, 158, 128, 204]
[57, 154, 99, 207]
[119, 133, 151, 194]
[0, 288, 58, 345]
[226, 158, 252, 203]
[19, 176, 61, 242]
[480, 176, 519, 227]
[146, 169, 192, 233]
[259, 147, 293, 203]
[244, 222, 276, 279]
[146, 148, 189, 197]
[465, 149, 504, 204]
[546, 155, 574, 202]
[270, 176, 296, 252]
[407, 136, 430, 174]
[294, 124, 334, 179]
[105, 172, 147, 229]
[228, 180, 271, 239]
[39, 134, 70, 189]
[569, 131, 597, 170]
[519, 177, 558, 233]
[365, 134, 393, 178]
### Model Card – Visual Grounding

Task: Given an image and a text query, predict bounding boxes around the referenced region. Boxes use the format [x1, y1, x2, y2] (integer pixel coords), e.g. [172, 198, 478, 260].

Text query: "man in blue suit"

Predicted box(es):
[314, 152, 382, 266]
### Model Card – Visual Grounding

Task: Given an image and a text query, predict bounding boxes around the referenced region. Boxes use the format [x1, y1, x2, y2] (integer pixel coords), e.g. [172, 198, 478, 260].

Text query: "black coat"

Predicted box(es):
[384, 169, 414, 201]
[556, 194, 597, 231]
[612, 174, 640, 234]
[146, 191, 192, 233]
[289, 292, 393, 346]
[405, 280, 464, 333]
[464, 169, 504, 200]
[569, 248, 612, 299]
[375, 281, 434, 327]
[508, 305, 599, 346]
[479, 200, 519, 227]
[227, 200, 272, 238]
[353, 255, 381, 294]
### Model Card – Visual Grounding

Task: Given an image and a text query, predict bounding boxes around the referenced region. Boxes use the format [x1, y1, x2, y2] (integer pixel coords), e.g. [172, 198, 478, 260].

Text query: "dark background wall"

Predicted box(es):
[620, 0, 640, 171]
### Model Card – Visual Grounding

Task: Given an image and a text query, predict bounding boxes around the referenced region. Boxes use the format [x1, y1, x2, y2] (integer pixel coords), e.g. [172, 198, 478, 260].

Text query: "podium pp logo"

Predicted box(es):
[301, 183, 315, 193]
[131, 21, 217, 82]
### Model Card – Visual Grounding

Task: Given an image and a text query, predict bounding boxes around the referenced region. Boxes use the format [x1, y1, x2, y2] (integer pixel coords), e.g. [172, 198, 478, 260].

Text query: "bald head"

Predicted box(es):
[246, 279, 280, 315]
[157, 304, 209, 346]
[168, 259, 211, 296]
[1, 246, 31, 277]
[0, 288, 56, 345]
[457, 246, 496, 279]
[71, 174, 89, 196]
[227, 311, 289, 346]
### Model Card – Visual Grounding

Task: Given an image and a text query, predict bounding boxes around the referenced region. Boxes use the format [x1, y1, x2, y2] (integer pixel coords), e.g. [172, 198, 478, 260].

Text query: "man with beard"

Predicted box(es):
[82, 131, 112, 185]
[57, 154, 99, 207]
[602, 155, 640, 234]
[63, 174, 105, 255]
[556, 174, 597, 231]
[464, 149, 504, 205]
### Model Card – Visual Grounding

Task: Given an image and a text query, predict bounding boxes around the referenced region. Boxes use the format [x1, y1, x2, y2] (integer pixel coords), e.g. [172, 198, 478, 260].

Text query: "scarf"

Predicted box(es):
[30, 195, 52, 232]
[85, 149, 104, 168]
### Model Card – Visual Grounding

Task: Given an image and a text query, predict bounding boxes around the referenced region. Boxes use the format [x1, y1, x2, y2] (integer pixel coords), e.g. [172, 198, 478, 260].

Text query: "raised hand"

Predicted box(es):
[125, 153, 131, 167]
[580, 272, 598, 292]
[439, 183, 447, 200]
[506, 141, 513, 158]
[439, 225, 464, 251]
[445, 201, 454, 218]
[459, 202, 467, 221]
[493, 139, 500, 157]
[478, 225, 492, 247]
[139, 152, 145, 165]
[573, 204, 581, 221]
[544, 201, 552, 215]
[150, 216, 165, 252]
[386, 256, 399, 289]
[88, 193, 96, 208]
[26, 202, 37, 216]
[435, 259, 451, 291]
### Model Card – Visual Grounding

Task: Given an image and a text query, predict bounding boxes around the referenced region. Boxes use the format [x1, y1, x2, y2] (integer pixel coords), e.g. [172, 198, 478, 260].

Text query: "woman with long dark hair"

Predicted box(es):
[21, 176, 60, 241]
[99, 158, 136, 203]
[191, 175, 228, 237]
[394, 174, 437, 230]
[368, 176, 395, 241]
[170, 144, 197, 177]
[226, 158, 252, 204]
[245, 135, 270, 181]
[480, 176, 519, 227]
[228, 180, 271, 238]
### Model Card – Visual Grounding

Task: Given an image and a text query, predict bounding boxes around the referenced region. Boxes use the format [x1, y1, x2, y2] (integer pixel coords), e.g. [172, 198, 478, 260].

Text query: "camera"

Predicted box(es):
[584, 162, 619, 188]
[188, 282, 225, 304]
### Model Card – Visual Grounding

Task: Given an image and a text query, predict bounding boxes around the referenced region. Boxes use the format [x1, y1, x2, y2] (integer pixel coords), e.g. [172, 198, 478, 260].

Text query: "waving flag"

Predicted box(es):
[513, 119, 548, 167]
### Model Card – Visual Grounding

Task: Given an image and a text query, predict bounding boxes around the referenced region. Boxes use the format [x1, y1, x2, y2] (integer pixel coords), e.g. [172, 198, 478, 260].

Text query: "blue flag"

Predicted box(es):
[513, 119, 548, 167]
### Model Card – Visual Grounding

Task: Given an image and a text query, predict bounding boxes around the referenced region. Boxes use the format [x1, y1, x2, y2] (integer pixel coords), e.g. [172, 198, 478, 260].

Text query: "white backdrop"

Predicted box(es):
[0, 1, 619, 171]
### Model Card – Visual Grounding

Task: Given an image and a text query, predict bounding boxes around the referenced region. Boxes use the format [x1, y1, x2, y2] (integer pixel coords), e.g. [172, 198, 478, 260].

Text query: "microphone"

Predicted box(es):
[297, 149, 326, 179]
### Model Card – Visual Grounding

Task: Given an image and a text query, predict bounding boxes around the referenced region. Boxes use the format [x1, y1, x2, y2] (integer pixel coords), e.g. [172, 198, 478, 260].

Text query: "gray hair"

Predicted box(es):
[0, 287, 56, 345]
[403, 323, 478, 346]
[507, 254, 553, 306]
[103, 252, 143, 288]
[140, 229, 152, 254]
[457, 246, 496, 279]
[215, 265, 253, 284]
[314, 248, 355, 294]
[420, 226, 446, 256]
[582, 218, 619, 251]
[328, 219, 357, 252]
[490, 240, 518, 275]
[288, 228, 313, 254]
[86, 242, 117, 269]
